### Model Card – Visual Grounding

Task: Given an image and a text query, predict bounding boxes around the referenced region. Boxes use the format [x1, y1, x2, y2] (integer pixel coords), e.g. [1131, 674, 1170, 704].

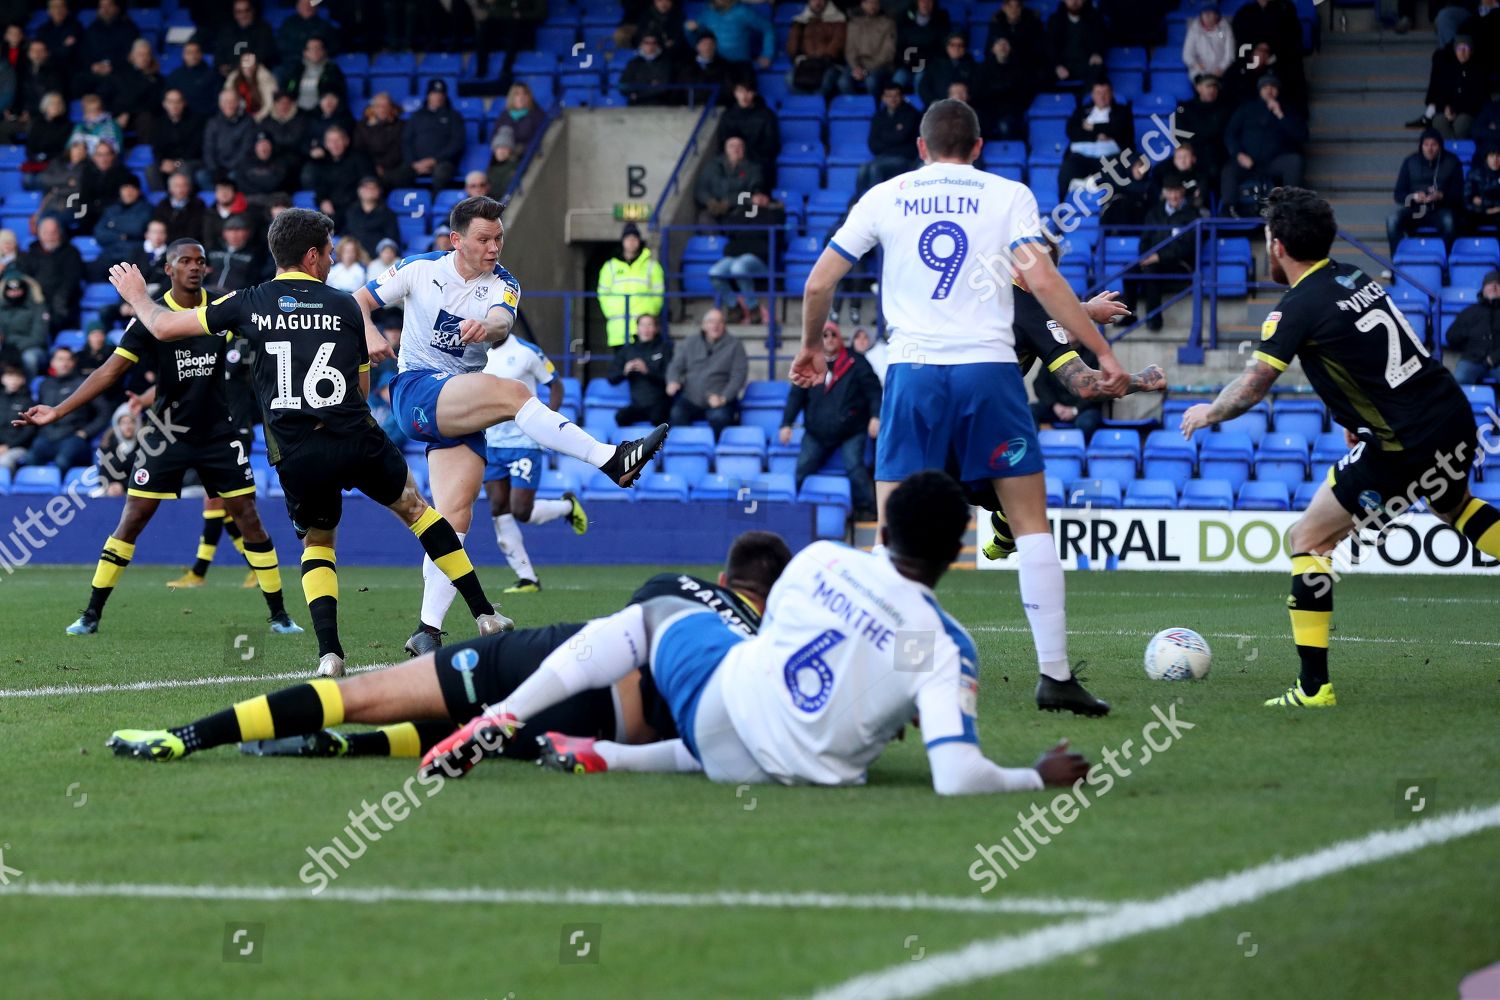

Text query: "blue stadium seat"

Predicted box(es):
[582, 467, 636, 502]
[1045, 475, 1065, 507]
[422, 52, 466, 75]
[536, 469, 580, 499]
[1027, 119, 1068, 164]
[663, 426, 714, 478]
[1179, 478, 1234, 510]
[1393, 237, 1447, 269]
[717, 424, 767, 455]
[639, 472, 690, 501]
[742, 381, 788, 408]
[765, 426, 800, 477]
[826, 120, 867, 164]
[584, 378, 630, 406]
[743, 473, 796, 503]
[691, 472, 742, 501]
[80, 283, 116, 312]
[828, 94, 874, 119]
[1464, 384, 1497, 408]
[1238, 481, 1290, 511]
[1451, 263, 1493, 292]
[0, 467, 10, 494]
[4, 189, 42, 213]
[1450, 237, 1500, 268]
[1142, 430, 1195, 489]
[1472, 482, 1500, 504]
[52, 329, 85, 352]
[11, 466, 61, 494]
[1311, 431, 1348, 466]
[1028, 92, 1075, 119]
[609, 423, 654, 445]
[781, 119, 821, 145]
[1219, 403, 1270, 445]
[777, 93, 824, 120]
[1044, 455, 1084, 483]
[1200, 432, 1254, 492]
[1292, 480, 1320, 510]
[1066, 478, 1122, 509]
[1039, 428, 1086, 463]
[739, 404, 785, 437]
[536, 24, 579, 53]
[799, 474, 851, 507]
[1272, 398, 1325, 439]
[0, 146, 24, 169]
[1123, 478, 1177, 509]
[1086, 428, 1142, 462]
[368, 74, 413, 98]
[1255, 432, 1310, 485]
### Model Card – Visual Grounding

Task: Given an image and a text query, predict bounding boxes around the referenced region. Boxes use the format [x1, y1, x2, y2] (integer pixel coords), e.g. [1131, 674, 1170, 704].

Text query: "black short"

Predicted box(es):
[1327, 419, 1477, 520]
[276, 424, 408, 533]
[128, 434, 255, 500]
[433, 623, 619, 761]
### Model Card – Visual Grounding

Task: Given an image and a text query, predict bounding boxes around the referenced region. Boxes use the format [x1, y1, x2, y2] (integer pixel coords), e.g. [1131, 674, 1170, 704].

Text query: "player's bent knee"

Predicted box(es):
[638, 596, 706, 635]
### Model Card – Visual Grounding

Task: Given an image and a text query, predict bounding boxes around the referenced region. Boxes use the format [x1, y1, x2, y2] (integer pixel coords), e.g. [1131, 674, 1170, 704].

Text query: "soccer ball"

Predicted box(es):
[1144, 628, 1211, 681]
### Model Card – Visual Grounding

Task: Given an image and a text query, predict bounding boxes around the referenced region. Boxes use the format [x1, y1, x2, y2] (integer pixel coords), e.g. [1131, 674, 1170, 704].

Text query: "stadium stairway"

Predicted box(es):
[1305, 7, 1436, 272]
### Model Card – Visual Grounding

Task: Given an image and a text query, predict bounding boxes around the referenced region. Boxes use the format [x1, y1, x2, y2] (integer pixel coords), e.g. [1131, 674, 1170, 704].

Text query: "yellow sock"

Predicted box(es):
[90, 536, 135, 590]
[1455, 498, 1500, 558]
[379, 723, 423, 758]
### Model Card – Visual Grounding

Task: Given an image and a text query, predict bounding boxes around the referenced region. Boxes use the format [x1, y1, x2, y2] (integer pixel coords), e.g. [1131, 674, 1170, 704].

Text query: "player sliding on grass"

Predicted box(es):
[1180, 187, 1500, 707]
[354, 197, 665, 655]
[422, 471, 1092, 794]
[107, 210, 507, 678]
[793, 98, 1130, 718]
[104, 531, 789, 763]
[14, 238, 301, 638]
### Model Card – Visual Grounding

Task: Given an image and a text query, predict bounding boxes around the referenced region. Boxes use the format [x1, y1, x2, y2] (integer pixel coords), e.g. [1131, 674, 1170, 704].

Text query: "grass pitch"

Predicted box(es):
[1, 562, 1497, 998]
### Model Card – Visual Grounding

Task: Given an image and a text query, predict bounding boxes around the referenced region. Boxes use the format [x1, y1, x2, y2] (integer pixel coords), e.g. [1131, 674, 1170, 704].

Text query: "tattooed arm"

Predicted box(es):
[1054, 358, 1167, 400]
[1179, 361, 1281, 437]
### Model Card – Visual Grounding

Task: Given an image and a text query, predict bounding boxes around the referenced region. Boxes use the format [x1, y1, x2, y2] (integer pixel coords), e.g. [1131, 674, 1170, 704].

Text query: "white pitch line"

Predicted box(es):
[0, 881, 1118, 917]
[969, 624, 1500, 650]
[0, 663, 396, 699]
[805, 802, 1500, 1000]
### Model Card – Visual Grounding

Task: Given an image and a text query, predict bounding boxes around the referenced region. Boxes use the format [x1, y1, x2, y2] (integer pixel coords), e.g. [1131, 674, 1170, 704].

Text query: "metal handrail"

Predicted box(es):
[500, 103, 557, 204]
[645, 85, 722, 232]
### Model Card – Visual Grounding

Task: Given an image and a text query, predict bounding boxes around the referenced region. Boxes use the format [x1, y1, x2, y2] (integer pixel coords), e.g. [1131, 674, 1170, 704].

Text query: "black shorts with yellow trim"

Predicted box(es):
[433, 623, 619, 760]
[1323, 418, 1476, 521]
[127, 434, 256, 500]
[275, 423, 408, 533]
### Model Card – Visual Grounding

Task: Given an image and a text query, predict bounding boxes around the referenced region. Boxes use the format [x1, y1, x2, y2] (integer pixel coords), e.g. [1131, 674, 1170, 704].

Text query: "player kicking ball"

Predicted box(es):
[14, 238, 300, 637]
[353, 197, 666, 655]
[481, 330, 587, 594]
[1180, 187, 1500, 707]
[423, 472, 1092, 795]
[107, 210, 506, 678]
[104, 532, 789, 763]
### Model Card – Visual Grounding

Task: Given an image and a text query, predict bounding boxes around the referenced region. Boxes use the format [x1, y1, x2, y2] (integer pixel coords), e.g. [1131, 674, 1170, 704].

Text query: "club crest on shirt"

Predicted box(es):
[475, 285, 488, 299]
[1046, 319, 1068, 345]
[1261, 311, 1281, 340]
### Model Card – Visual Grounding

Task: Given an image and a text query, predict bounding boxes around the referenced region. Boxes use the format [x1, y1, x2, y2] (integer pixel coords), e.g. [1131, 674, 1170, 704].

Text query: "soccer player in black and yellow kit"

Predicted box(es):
[105, 209, 507, 678]
[976, 239, 1167, 563]
[13, 239, 301, 637]
[105, 531, 789, 766]
[1181, 187, 1500, 707]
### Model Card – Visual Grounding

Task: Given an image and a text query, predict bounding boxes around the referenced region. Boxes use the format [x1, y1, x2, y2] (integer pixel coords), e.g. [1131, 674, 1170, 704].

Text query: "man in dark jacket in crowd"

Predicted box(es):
[163, 39, 219, 118]
[279, 35, 346, 112]
[608, 313, 674, 427]
[918, 31, 976, 108]
[1220, 74, 1308, 215]
[987, 0, 1046, 86]
[0, 363, 36, 472]
[620, 32, 678, 106]
[276, 0, 336, 70]
[858, 81, 920, 193]
[94, 176, 151, 259]
[695, 135, 762, 225]
[148, 89, 206, 191]
[205, 0, 279, 75]
[301, 124, 372, 217]
[711, 189, 784, 325]
[1057, 79, 1133, 201]
[204, 215, 269, 291]
[1448, 270, 1500, 385]
[0, 276, 49, 376]
[1467, 144, 1500, 229]
[1231, 0, 1303, 77]
[1132, 176, 1198, 330]
[1176, 73, 1231, 181]
[20, 216, 83, 332]
[779, 323, 881, 518]
[1387, 127, 1464, 254]
[714, 81, 780, 183]
[28, 347, 108, 470]
[150, 171, 208, 242]
[1046, 0, 1107, 88]
[1421, 36, 1486, 139]
[198, 89, 256, 192]
[77, 0, 139, 85]
[388, 79, 466, 192]
[341, 176, 401, 252]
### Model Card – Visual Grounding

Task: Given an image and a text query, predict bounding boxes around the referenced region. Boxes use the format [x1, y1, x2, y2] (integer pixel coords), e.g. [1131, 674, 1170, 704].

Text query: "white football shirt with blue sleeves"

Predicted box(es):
[365, 250, 522, 375]
[828, 161, 1046, 367]
[714, 541, 986, 787]
[482, 334, 556, 450]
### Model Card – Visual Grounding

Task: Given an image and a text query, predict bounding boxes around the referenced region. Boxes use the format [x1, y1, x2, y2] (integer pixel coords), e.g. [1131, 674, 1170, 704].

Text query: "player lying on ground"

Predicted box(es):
[105, 531, 791, 763]
[1180, 186, 1500, 707]
[479, 331, 588, 595]
[422, 471, 1093, 795]
[14, 238, 301, 637]
[979, 237, 1167, 560]
[792, 98, 1131, 718]
[353, 196, 667, 655]
[106, 210, 506, 678]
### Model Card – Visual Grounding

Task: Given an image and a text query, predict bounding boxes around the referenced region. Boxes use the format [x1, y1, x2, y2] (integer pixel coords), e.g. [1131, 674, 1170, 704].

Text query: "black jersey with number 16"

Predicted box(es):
[1252, 258, 1470, 452]
[195, 271, 375, 463]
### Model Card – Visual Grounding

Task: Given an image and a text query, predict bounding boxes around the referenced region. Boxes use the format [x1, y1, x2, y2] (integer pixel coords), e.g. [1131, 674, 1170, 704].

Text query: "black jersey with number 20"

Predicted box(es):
[195, 271, 375, 462]
[1252, 258, 1470, 452]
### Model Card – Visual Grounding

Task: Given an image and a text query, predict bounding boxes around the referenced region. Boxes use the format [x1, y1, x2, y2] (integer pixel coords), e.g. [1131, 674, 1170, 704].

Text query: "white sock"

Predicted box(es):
[493, 514, 536, 581]
[418, 530, 464, 630]
[596, 738, 702, 774]
[527, 498, 571, 526]
[1017, 533, 1070, 680]
[498, 605, 647, 720]
[513, 396, 614, 466]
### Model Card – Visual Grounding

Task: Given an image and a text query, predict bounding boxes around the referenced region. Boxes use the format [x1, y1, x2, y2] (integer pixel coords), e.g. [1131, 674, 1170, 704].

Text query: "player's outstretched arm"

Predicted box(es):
[106, 263, 205, 341]
[13, 354, 133, 428]
[1054, 358, 1166, 400]
[1179, 360, 1280, 438]
[1018, 251, 1130, 395]
[792, 249, 855, 387]
[352, 286, 395, 364]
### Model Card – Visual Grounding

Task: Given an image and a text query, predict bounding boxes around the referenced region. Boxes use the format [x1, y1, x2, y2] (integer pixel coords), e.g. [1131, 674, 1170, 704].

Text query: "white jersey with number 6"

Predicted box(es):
[715, 541, 983, 787]
[482, 334, 556, 450]
[828, 161, 1046, 367]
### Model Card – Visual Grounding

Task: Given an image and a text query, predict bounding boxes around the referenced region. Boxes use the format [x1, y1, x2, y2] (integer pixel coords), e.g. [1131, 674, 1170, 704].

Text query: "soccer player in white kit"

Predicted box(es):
[792, 99, 1127, 717]
[420, 471, 1092, 794]
[354, 197, 667, 655]
[480, 331, 588, 593]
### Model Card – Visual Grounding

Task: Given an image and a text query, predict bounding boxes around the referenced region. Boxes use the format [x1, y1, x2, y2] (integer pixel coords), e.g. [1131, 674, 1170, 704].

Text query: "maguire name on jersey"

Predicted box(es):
[366, 251, 521, 376]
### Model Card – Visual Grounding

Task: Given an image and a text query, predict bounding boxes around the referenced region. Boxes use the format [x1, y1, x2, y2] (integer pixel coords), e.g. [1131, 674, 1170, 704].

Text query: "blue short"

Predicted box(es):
[649, 611, 746, 761]
[390, 369, 485, 458]
[484, 447, 543, 489]
[875, 361, 1043, 483]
